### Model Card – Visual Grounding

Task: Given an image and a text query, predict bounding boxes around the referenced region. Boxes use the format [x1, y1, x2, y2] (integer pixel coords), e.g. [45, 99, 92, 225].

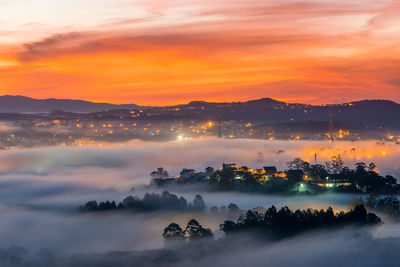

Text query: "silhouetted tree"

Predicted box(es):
[210, 206, 218, 214]
[183, 219, 213, 241]
[79, 192, 205, 213]
[307, 164, 328, 179]
[79, 200, 98, 211]
[326, 154, 344, 174]
[287, 158, 310, 171]
[369, 163, 377, 172]
[385, 175, 397, 185]
[227, 203, 239, 213]
[163, 223, 185, 244]
[192, 195, 206, 211]
[220, 204, 380, 239]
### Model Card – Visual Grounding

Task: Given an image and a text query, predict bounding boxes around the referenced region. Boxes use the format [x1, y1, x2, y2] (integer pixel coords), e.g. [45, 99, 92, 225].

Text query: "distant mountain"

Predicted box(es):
[87, 97, 400, 130]
[0, 95, 140, 113]
[1, 95, 399, 130]
[199, 99, 400, 129]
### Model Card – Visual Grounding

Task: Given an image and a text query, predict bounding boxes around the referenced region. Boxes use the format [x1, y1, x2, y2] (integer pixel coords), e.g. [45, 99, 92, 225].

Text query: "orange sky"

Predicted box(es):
[0, 0, 399, 105]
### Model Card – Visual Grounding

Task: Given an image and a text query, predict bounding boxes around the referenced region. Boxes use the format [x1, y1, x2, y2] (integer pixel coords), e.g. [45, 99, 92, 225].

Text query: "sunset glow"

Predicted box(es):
[0, 0, 399, 105]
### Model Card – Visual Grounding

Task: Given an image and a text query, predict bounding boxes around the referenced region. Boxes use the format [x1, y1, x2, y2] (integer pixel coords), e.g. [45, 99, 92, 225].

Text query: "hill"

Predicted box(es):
[0, 95, 140, 113]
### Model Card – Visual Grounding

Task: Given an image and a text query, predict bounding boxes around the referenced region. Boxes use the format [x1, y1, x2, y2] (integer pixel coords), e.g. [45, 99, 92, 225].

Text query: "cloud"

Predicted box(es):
[15, 29, 326, 63]
[1, 0, 400, 105]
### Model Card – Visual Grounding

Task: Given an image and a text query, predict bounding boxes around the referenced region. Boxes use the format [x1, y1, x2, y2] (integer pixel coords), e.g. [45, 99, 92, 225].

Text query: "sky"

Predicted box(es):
[0, 0, 399, 105]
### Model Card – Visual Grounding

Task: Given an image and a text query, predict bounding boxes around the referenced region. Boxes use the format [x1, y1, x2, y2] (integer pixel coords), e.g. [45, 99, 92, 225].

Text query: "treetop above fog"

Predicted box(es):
[220, 204, 381, 239]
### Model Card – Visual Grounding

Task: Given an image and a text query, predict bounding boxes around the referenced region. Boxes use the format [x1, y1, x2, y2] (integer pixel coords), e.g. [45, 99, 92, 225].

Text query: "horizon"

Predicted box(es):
[0, 0, 400, 105]
[1, 94, 399, 107]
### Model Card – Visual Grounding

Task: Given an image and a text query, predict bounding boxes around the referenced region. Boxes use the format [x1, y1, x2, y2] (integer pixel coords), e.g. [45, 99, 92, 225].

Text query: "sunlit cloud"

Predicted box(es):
[0, 0, 399, 104]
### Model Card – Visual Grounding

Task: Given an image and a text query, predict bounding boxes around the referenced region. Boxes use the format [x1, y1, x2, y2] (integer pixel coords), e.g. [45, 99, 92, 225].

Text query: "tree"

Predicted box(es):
[210, 206, 219, 214]
[219, 220, 236, 233]
[287, 158, 310, 171]
[355, 162, 367, 174]
[79, 200, 98, 211]
[264, 205, 278, 228]
[122, 195, 139, 208]
[307, 164, 328, 179]
[178, 196, 188, 209]
[227, 203, 239, 213]
[219, 204, 381, 238]
[183, 219, 213, 241]
[368, 163, 377, 172]
[385, 175, 397, 185]
[192, 195, 206, 211]
[326, 154, 344, 174]
[163, 223, 185, 244]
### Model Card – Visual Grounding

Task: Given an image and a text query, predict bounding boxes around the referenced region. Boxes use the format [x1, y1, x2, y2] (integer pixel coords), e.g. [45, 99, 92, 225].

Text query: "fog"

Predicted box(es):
[0, 177, 358, 255]
[0, 138, 399, 189]
[167, 228, 400, 267]
[0, 122, 21, 132]
[0, 137, 400, 265]
[3, 224, 400, 267]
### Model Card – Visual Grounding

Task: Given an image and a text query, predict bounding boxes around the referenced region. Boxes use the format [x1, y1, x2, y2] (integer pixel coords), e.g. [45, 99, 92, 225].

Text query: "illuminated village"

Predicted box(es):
[1, 114, 399, 149]
[150, 159, 399, 194]
[1, 98, 400, 149]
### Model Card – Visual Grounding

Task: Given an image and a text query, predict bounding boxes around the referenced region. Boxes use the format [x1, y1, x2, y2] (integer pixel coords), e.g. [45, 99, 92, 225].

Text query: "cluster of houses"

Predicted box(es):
[150, 163, 294, 187]
[149, 162, 398, 194]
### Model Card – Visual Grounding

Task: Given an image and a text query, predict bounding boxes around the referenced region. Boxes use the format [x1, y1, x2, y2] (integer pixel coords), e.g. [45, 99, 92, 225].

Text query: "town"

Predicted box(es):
[150, 157, 399, 194]
[1, 97, 400, 148]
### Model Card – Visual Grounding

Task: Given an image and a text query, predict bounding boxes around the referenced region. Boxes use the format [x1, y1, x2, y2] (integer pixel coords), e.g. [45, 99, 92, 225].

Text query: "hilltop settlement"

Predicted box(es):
[150, 156, 399, 194]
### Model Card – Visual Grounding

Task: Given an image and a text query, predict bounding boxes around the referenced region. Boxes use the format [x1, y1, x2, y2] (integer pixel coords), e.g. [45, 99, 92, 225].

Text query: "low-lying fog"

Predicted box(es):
[0, 137, 400, 264]
[0, 137, 399, 188]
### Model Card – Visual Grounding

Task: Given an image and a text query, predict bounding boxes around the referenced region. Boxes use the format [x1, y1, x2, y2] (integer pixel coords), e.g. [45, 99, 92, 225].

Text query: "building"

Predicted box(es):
[223, 163, 237, 170]
[263, 166, 278, 175]
[179, 168, 196, 179]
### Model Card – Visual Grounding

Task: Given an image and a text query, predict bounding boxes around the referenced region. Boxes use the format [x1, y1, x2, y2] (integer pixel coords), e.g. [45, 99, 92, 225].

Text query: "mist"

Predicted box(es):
[3, 223, 400, 267]
[0, 138, 399, 189]
[1, 137, 400, 265]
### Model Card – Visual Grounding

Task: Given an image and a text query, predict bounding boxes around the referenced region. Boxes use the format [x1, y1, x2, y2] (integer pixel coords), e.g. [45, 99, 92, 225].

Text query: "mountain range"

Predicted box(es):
[0, 95, 399, 129]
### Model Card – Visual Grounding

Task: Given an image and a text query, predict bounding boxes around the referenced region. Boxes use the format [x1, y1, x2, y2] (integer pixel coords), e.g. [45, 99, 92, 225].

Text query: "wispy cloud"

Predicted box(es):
[0, 0, 399, 104]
